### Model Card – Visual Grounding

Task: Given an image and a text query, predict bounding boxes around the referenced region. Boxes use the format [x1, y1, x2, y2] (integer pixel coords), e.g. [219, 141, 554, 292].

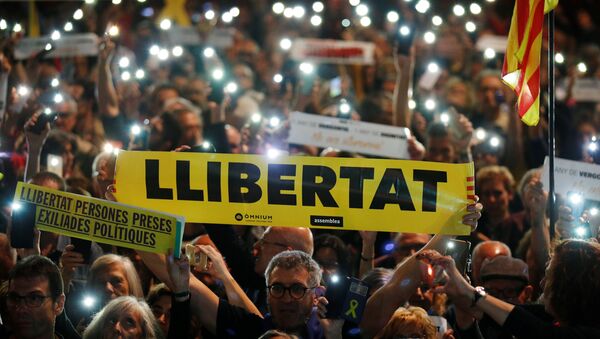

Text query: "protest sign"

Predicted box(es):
[115, 151, 475, 235]
[165, 26, 235, 48]
[15, 33, 99, 60]
[475, 35, 507, 52]
[290, 38, 375, 65]
[541, 157, 600, 206]
[12, 182, 185, 254]
[571, 79, 600, 103]
[288, 112, 411, 159]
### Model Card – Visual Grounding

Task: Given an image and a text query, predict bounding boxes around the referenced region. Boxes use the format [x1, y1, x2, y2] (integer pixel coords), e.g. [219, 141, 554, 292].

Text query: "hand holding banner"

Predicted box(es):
[12, 182, 185, 254]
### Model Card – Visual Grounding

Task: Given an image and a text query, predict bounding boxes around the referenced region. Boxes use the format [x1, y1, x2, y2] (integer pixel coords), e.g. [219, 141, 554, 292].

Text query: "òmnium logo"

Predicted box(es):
[310, 215, 343, 227]
[234, 212, 273, 223]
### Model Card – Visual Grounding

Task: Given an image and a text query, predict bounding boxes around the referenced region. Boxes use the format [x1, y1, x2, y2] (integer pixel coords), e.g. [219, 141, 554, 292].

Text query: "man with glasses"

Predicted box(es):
[217, 250, 324, 338]
[3, 255, 66, 339]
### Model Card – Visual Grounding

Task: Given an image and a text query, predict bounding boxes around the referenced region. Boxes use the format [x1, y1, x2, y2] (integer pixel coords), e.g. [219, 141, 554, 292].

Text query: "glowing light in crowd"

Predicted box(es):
[272, 2, 284, 14]
[283, 7, 294, 18]
[311, 15, 322, 26]
[427, 62, 439, 73]
[577, 62, 587, 73]
[484, 48, 496, 59]
[299, 62, 314, 74]
[44, 108, 52, 115]
[569, 192, 583, 205]
[486, 0, 496, 2]
[313, 2, 324, 13]
[399, 25, 410, 36]
[11, 202, 21, 211]
[45, 43, 52, 51]
[51, 78, 60, 87]
[432, 16, 443, 26]
[251, 113, 262, 123]
[279, 38, 292, 50]
[475, 128, 486, 140]
[131, 124, 141, 135]
[203, 47, 215, 58]
[13, 23, 22, 33]
[440, 112, 450, 124]
[230, 7, 240, 17]
[415, 0, 430, 14]
[54, 93, 64, 103]
[360, 16, 371, 27]
[137, 0, 146, 2]
[84, 0, 95, 4]
[135, 69, 145, 79]
[447, 241, 455, 249]
[224, 82, 238, 94]
[73, 9, 83, 20]
[51, 30, 61, 40]
[423, 31, 436, 44]
[273, 73, 283, 83]
[269, 116, 281, 127]
[489, 136, 500, 148]
[172, 46, 183, 57]
[356, 4, 369, 16]
[204, 10, 215, 20]
[575, 227, 586, 237]
[470, 3, 482, 15]
[0, 20, 6, 30]
[408, 99, 416, 109]
[221, 12, 233, 23]
[453, 4, 466, 16]
[17, 85, 30, 97]
[118, 57, 130, 68]
[590, 208, 598, 216]
[50, 157, 60, 167]
[64, 22, 73, 32]
[149, 45, 159, 55]
[349, 0, 360, 6]
[112, 0, 121, 5]
[212, 69, 224, 80]
[202, 141, 212, 150]
[108, 25, 119, 37]
[555, 53, 565, 64]
[341, 19, 351, 27]
[293, 6, 306, 19]
[267, 148, 282, 159]
[387, 11, 399, 23]
[339, 100, 351, 114]
[588, 141, 598, 152]
[424, 98, 436, 111]
[159, 19, 172, 30]
[330, 274, 340, 283]
[157, 48, 169, 60]
[465, 21, 476, 33]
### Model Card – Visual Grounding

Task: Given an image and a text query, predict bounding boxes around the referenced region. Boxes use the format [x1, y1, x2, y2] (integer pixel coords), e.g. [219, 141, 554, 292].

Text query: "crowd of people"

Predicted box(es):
[0, 0, 600, 338]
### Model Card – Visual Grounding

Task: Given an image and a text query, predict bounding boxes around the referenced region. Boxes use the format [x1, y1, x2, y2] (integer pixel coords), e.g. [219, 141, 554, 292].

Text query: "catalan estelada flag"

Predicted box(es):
[502, 0, 559, 126]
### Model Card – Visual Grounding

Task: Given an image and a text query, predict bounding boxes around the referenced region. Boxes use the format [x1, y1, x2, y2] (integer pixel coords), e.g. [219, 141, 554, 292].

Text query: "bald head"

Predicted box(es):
[253, 227, 314, 275]
[472, 241, 511, 285]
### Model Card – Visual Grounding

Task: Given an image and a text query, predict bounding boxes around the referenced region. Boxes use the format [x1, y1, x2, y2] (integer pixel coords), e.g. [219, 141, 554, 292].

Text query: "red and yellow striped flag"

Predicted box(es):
[501, 0, 558, 126]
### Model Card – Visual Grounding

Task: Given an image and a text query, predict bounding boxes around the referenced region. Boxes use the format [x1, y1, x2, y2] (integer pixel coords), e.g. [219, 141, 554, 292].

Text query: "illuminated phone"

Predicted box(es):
[31, 110, 57, 134]
[10, 202, 36, 249]
[444, 239, 471, 275]
[47, 154, 63, 177]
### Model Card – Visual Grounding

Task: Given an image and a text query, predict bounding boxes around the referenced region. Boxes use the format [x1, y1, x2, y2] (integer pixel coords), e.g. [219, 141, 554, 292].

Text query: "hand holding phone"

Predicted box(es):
[444, 239, 471, 276]
[10, 201, 36, 249]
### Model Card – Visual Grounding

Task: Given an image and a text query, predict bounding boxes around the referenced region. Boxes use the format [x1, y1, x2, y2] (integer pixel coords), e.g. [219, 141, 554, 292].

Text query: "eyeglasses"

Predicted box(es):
[267, 283, 315, 299]
[6, 293, 52, 308]
[256, 238, 289, 249]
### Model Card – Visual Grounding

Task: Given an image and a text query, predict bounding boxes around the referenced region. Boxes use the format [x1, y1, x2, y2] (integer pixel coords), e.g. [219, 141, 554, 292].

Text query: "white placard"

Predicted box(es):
[165, 26, 202, 45]
[541, 157, 600, 200]
[288, 112, 410, 159]
[429, 316, 448, 339]
[571, 78, 600, 102]
[205, 28, 235, 49]
[15, 33, 99, 60]
[290, 38, 375, 65]
[476, 35, 508, 52]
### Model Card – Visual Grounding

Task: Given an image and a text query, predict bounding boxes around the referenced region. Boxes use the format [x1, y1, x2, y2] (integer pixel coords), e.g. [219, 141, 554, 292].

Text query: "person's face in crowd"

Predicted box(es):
[225, 125, 242, 154]
[483, 279, 532, 305]
[477, 75, 503, 113]
[314, 246, 339, 282]
[234, 65, 254, 90]
[186, 79, 212, 107]
[154, 88, 178, 114]
[7, 275, 64, 339]
[479, 178, 513, 221]
[91, 263, 131, 303]
[267, 266, 315, 332]
[177, 111, 202, 146]
[392, 233, 431, 264]
[150, 295, 171, 335]
[474, 150, 500, 170]
[55, 108, 78, 133]
[254, 228, 291, 275]
[425, 136, 456, 163]
[102, 308, 144, 339]
[446, 81, 470, 110]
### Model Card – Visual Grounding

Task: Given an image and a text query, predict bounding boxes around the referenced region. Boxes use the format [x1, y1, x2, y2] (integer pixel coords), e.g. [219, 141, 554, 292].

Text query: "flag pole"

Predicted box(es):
[548, 8, 556, 238]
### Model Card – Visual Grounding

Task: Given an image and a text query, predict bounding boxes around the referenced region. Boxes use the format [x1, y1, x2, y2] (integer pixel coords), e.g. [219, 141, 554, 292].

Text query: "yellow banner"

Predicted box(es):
[13, 182, 185, 254]
[115, 152, 475, 235]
